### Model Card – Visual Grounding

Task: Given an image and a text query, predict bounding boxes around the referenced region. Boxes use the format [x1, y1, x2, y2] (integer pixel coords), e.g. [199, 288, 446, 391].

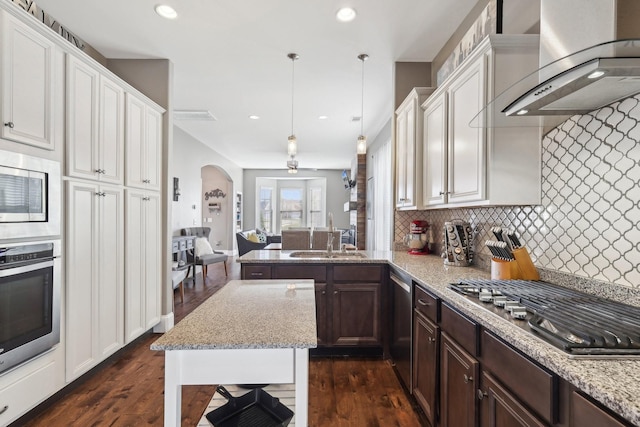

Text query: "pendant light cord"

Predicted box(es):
[358, 54, 368, 136]
[288, 53, 298, 136]
[360, 57, 364, 135]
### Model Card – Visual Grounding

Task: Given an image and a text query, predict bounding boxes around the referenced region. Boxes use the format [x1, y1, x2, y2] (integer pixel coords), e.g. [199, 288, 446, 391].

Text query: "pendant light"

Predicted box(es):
[287, 53, 299, 157]
[356, 53, 369, 154]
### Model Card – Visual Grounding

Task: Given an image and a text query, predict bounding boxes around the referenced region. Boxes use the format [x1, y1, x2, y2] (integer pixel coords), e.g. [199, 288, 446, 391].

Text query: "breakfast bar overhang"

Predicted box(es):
[151, 279, 317, 427]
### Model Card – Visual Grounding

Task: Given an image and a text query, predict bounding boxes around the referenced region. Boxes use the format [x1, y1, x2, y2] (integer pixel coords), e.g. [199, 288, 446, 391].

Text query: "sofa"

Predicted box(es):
[236, 229, 280, 256]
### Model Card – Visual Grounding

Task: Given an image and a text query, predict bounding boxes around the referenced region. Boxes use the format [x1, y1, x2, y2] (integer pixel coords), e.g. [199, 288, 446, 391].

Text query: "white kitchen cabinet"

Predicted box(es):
[65, 180, 124, 381]
[124, 189, 161, 343]
[423, 93, 447, 206]
[421, 35, 541, 208]
[125, 93, 162, 191]
[0, 10, 55, 149]
[395, 87, 434, 210]
[66, 55, 124, 184]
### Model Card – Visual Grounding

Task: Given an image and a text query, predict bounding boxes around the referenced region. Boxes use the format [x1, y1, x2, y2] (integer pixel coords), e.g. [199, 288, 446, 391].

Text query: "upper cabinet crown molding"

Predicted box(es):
[422, 35, 542, 209]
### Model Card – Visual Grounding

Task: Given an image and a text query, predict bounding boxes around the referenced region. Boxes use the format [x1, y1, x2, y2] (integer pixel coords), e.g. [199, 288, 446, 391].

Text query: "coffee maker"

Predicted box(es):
[404, 220, 429, 255]
[442, 220, 474, 266]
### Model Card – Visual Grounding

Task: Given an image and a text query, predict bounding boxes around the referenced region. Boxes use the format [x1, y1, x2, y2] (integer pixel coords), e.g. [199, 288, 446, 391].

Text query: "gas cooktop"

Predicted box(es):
[449, 279, 640, 357]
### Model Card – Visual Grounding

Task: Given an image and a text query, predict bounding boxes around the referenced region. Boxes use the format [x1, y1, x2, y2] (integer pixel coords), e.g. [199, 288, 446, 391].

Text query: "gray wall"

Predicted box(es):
[171, 127, 243, 250]
[243, 169, 350, 232]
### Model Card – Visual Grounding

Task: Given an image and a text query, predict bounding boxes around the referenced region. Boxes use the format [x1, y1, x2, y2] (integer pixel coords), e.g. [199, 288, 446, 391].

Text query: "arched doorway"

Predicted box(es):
[201, 165, 233, 252]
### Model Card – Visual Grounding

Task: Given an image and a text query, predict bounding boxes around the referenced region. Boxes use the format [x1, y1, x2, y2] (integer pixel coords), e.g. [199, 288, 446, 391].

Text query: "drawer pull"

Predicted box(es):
[250, 272, 263, 276]
[0, 405, 8, 415]
[417, 299, 430, 306]
[321, 290, 326, 295]
[464, 374, 473, 384]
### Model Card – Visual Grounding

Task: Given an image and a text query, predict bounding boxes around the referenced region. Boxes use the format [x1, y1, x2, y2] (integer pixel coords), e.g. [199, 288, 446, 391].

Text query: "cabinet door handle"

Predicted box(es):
[477, 389, 488, 400]
[334, 291, 338, 295]
[0, 405, 8, 415]
[463, 374, 473, 384]
[428, 337, 436, 343]
[321, 290, 326, 295]
[4, 122, 14, 128]
[417, 298, 430, 306]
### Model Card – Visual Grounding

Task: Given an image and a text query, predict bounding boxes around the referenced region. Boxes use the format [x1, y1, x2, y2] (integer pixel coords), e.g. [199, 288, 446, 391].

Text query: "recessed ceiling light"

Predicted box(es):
[336, 7, 356, 22]
[318, 115, 328, 120]
[155, 4, 178, 19]
[249, 115, 260, 120]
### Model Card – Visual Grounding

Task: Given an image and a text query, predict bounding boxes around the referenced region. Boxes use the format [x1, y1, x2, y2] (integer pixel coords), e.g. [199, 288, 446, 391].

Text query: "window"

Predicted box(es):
[258, 187, 273, 233]
[280, 187, 304, 229]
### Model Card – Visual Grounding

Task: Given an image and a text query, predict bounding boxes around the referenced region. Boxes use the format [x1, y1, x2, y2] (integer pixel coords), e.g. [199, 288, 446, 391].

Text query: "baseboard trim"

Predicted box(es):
[153, 312, 174, 333]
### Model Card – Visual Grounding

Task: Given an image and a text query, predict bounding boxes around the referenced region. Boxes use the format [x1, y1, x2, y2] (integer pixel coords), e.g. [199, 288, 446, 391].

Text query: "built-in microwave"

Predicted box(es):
[0, 150, 60, 240]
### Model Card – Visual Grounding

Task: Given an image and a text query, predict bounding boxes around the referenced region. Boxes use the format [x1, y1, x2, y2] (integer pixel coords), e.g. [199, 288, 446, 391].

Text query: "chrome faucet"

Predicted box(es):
[327, 212, 334, 257]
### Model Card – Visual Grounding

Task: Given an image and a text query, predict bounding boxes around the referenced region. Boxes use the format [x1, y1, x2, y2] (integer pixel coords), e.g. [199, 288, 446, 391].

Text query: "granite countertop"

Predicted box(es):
[151, 279, 317, 351]
[237, 249, 394, 263]
[240, 250, 640, 426]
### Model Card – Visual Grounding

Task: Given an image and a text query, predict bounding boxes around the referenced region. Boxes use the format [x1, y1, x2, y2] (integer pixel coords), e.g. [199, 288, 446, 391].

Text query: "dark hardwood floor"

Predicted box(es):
[17, 259, 423, 427]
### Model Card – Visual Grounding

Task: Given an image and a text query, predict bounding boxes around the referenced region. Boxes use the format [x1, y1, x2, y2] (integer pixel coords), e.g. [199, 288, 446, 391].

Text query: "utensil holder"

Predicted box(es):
[491, 259, 521, 280]
[512, 247, 540, 280]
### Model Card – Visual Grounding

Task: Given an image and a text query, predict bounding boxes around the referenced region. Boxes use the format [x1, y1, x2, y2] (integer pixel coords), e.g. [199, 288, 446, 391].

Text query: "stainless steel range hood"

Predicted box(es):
[472, 39, 640, 127]
[503, 56, 640, 116]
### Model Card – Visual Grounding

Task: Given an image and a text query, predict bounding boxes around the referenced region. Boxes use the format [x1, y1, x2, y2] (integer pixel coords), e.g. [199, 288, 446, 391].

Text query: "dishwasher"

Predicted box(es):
[389, 267, 412, 392]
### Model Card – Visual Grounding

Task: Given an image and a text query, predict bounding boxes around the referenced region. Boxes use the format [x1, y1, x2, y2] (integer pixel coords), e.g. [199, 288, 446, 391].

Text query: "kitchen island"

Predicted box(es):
[151, 279, 317, 427]
[238, 250, 640, 426]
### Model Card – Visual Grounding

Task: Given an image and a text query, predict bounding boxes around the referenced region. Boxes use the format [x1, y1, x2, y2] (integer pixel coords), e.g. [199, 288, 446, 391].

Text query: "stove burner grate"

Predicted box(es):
[450, 279, 640, 356]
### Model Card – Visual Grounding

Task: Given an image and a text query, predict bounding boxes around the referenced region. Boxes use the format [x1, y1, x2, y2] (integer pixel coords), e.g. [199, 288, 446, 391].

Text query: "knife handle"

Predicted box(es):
[512, 247, 540, 280]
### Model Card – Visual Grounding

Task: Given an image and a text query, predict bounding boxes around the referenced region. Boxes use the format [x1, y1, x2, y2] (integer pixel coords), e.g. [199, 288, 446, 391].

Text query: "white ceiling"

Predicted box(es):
[35, 0, 478, 170]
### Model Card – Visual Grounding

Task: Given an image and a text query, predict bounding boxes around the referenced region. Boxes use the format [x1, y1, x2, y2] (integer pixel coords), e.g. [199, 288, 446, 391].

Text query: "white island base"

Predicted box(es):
[164, 347, 308, 427]
[152, 279, 317, 427]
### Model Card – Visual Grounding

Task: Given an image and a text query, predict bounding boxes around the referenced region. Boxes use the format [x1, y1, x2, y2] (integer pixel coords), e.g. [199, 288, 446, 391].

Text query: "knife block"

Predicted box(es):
[491, 259, 521, 280]
[512, 247, 540, 280]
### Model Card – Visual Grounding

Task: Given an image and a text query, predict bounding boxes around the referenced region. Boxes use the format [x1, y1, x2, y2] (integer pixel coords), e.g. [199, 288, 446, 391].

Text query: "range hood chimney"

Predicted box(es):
[498, 0, 640, 119]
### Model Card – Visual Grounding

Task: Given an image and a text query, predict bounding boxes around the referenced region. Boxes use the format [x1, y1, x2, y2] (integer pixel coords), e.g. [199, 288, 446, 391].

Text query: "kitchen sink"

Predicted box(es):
[288, 251, 367, 259]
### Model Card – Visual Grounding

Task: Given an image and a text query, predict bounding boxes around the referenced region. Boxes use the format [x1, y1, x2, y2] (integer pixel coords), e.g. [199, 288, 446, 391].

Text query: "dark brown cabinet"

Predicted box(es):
[413, 310, 439, 426]
[243, 262, 386, 350]
[332, 282, 381, 346]
[571, 391, 630, 427]
[480, 371, 546, 427]
[480, 331, 556, 425]
[440, 332, 479, 427]
[315, 282, 328, 346]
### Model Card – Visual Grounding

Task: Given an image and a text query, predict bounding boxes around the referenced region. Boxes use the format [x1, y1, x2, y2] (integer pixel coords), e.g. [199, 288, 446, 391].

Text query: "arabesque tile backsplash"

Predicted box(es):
[395, 94, 640, 289]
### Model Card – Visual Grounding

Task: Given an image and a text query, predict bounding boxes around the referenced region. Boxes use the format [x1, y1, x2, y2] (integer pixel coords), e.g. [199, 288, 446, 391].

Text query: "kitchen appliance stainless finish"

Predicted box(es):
[0, 149, 61, 239]
[0, 240, 61, 373]
[442, 220, 474, 266]
[450, 279, 640, 357]
[390, 269, 412, 390]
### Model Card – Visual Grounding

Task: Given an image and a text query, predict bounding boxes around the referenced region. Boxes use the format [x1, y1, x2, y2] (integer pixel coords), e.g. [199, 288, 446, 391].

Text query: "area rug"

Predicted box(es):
[198, 383, 297, 426]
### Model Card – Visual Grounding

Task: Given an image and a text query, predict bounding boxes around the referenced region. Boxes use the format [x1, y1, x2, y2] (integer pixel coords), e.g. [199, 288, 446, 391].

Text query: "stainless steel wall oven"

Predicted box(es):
[0, 241, 61, 374]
